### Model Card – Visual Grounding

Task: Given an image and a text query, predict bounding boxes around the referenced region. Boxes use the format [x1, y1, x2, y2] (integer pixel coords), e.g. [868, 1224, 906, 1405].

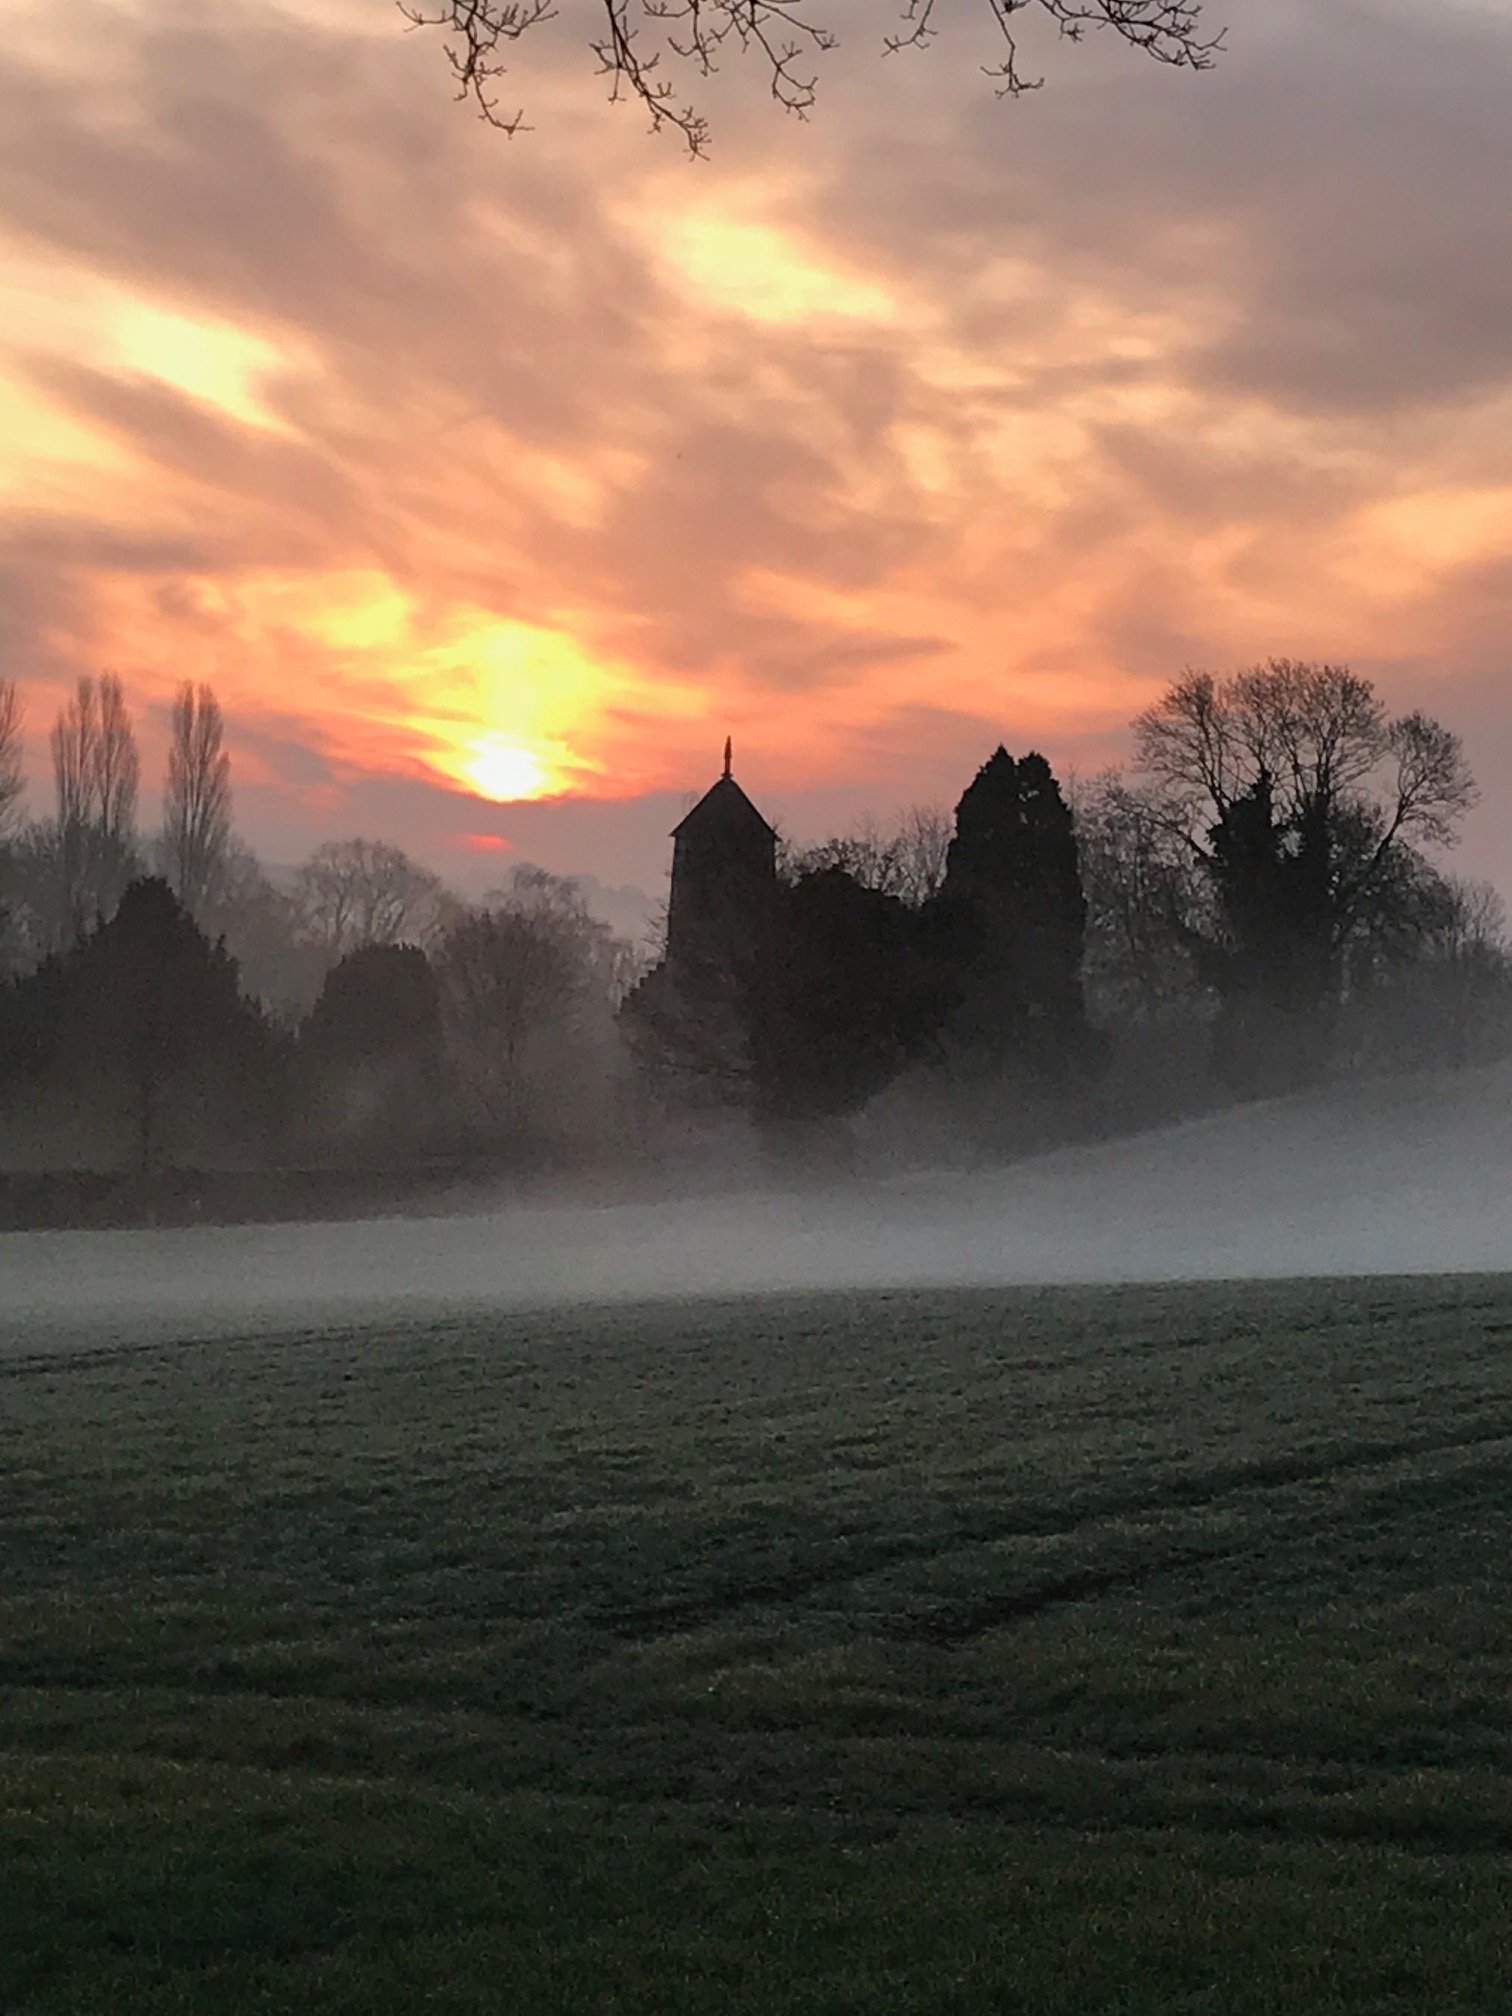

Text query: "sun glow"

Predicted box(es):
[464, 738, 554, 802]
[65, 563, 713, 807]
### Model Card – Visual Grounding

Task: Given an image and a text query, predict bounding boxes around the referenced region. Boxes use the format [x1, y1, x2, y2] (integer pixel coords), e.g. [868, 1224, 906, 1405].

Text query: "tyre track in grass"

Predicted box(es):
[601, 1418, 1512, 1641]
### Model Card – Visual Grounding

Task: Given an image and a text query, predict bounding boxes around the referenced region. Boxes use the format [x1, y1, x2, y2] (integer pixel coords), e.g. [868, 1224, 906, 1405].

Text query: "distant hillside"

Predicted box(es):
[867, 1060, 1512, 1290]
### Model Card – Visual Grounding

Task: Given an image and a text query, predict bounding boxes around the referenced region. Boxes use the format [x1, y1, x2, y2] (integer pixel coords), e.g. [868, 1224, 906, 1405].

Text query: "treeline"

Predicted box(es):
[624, 660, 1511, 1157]
[0, 677, 466, 1015]
[0, 660, 1508, 1182]
[0, 677, 638, 1174]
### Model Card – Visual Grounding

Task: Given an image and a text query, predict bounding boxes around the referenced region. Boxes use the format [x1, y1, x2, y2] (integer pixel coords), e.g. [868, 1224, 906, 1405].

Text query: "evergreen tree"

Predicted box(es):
[1197, 775, 1356, 1094]
[758, 867, 946, 1127]
[299, 944, 445, 1161]
[303, 944, 442, 1066]
[938, 747, 1088, 1072]
[45, 878, 269, 1170]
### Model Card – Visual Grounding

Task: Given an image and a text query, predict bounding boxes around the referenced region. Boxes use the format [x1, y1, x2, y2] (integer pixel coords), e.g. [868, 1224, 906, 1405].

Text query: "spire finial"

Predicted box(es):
[722, 735, 733, 780]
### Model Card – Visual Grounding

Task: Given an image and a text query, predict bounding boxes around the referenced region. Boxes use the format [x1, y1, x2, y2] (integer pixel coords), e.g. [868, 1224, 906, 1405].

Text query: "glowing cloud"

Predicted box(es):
[653, 205, 914, 328]
[108, 303, 295, 433]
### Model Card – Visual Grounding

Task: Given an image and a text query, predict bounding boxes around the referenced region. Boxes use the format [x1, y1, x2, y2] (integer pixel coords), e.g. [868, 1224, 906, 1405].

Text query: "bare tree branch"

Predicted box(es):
[0, 679, 23, 844]
[403, 0, 1220, 152]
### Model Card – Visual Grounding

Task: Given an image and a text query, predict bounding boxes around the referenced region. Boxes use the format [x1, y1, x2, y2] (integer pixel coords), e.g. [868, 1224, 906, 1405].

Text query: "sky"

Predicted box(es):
[3, 0, 1512, 900]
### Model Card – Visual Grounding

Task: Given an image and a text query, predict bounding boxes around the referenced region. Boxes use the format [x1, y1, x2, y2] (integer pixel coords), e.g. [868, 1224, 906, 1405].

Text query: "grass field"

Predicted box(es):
[6, 1274, 1512, 2012]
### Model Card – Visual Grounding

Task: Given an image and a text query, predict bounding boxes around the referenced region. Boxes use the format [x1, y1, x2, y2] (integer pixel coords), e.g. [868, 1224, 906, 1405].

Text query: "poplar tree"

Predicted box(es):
[0, 680, 22, 843]
[162, 683, 232, 919]
[49, 674, 140, 944]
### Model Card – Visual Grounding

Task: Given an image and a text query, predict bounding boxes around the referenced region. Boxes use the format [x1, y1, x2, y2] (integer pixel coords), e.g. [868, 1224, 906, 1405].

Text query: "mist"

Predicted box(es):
[5, 1061, 1507, 1356]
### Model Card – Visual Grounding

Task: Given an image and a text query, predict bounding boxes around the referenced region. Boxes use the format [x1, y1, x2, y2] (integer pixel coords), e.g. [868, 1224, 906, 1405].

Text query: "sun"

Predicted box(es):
[465, 738, 554, 802]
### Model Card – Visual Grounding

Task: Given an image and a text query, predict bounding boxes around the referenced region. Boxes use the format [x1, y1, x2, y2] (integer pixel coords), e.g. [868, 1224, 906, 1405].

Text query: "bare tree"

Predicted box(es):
[0, 679, 22, 843]
[1340, 872, 1512, 1075]
[1132, 660, 1477, 1090]
[161, 683, 232, 919]
[784, 805, 950, 907]
[94, 676, 139, 843]
[51, 674, 140, 840]
[404, 0, 1220, 152]
[50, 678, 98, 837]
[436, 910, 582, 1134]
[1134, 661, 1476, 959]
[893, 804, 953, 908]
[1433, 876, 1509, 968]
[1072, 770, 1203, 1025]
[435, 867, 626, 1144]
[48, 674, 141, 943]
[490, 864, 648, 1004]
[294, 838, 452, 959]
[0, 680, 23, 973]
[196, 840, 324, 1020]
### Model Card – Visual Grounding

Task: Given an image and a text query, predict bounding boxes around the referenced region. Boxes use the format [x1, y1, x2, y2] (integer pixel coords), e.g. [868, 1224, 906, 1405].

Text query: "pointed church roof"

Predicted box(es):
[671, 746, 776, 840]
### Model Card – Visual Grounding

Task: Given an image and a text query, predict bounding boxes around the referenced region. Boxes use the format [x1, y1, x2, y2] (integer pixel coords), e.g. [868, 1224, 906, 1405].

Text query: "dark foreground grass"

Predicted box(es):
[6, 1276, 1512, 2012]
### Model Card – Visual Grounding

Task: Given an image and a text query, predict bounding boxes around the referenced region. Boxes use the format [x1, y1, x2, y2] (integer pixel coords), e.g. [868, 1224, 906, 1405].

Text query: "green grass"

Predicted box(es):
[6, 1276, 1512, 2012]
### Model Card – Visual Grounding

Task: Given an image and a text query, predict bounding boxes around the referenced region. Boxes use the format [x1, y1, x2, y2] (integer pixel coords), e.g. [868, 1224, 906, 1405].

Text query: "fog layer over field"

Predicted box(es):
[4, 1067, 1510, 1351]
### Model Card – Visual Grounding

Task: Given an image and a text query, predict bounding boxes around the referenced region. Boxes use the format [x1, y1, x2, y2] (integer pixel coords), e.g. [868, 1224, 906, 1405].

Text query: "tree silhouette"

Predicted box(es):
[764, 865, 946, 1125]
[406, 0, 1219, 152]
[1074, 771, 1202, 1027]
[435, 871, 623, 1152]
[1197, 771, 1336, 1092]
[0, 680, 21, 844]
[1135, 661, 1477, 1089]
[294, 839, 451, 961]
[784, 806, 952, 909]
[195, 840, 328, 1022]
[160, 683, 232, 920]
[0, 681, 23, 976]
[47, 878, 267, 1171]
[300, 943, 445, 1161]
[1340, 871, 1512, 1077]
[0, 668, 1500, 1191]
[304, 944, 443, 1065]
[938, 747, 1088, 1073]
[48, 675, 142, 947]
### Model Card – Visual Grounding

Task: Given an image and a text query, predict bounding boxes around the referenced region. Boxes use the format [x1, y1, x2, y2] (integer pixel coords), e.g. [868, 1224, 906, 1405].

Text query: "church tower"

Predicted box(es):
[665, 741, 778, 981]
